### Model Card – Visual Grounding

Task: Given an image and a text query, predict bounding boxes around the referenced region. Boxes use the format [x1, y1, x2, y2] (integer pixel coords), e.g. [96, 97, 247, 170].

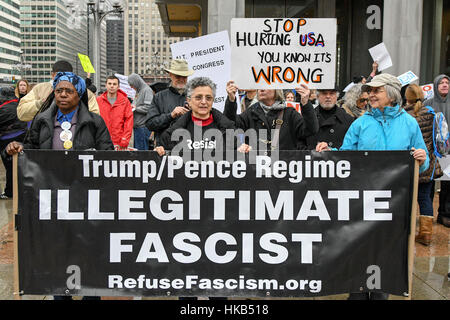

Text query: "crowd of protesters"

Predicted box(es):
[0, 55, 448, 300]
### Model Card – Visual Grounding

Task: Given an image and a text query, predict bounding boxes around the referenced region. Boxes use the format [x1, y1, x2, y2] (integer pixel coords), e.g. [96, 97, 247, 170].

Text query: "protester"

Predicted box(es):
[17, 61, 99, 122]
[155, 77, 235, 155]
[97, 75, 133, 150]
[239, 89, 258, 113]
[423, 74, 450, 228]
[127, 73, 154, 150]
[224, 81, 319, 153]
[14, 79, 31, 100]
[306, 87, 354, 150]
[146, 59, 194, 146]
[308, 89, 319, 108]
[404, 84, 443, 245]
[6, 72, 112, 299]
[0, 87, 28, 199]
[284, 90, 296, 102]
[316, 74, 429, 300]
[341, 83, 370, 119]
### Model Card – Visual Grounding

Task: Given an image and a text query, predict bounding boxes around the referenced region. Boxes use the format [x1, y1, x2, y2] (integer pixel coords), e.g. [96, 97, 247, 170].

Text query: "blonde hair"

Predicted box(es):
[257, 89, 285, 102]
[15, 79, 31, 98]
[405, 84, 424, 116]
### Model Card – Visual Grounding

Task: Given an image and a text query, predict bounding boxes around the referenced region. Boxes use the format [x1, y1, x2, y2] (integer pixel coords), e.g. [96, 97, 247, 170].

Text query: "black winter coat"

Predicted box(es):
[24, 101, 114, 151]
[0, 98, 28, 137]
[223, 98, 319, 151]
[146, 86, 187, 144]
[160, 108, 236, 151]
[306, 105, 354, 150]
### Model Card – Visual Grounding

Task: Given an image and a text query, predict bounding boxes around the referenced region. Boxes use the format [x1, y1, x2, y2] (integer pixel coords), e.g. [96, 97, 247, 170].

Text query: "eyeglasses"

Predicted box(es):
[366, 87, 385, 95]
[357, 98, 369, 104]
[55, 88, 76, 95]
[191, 95, 214, 102]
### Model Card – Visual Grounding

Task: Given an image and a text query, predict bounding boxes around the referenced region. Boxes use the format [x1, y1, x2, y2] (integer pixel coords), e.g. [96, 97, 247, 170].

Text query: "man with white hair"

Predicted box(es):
[306, 86, 354, 150]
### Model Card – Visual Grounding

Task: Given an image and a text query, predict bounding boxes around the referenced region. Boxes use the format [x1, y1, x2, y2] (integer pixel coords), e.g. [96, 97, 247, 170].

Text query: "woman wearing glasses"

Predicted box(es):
[5, 72, 113, 154]
[316, 74, 429, 300]
[155, 77, 235, 156]
[341, 83, 370, 119]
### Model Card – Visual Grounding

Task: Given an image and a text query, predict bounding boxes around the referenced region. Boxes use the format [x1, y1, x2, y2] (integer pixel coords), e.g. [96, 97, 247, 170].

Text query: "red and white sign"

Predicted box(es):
[286, 101, 302, 114]
[421, 84, 434, 100]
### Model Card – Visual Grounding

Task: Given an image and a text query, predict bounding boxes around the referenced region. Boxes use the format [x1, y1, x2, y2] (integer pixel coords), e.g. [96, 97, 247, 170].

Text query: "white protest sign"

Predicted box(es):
[437, 155, 450, 181]
[286, 101, 302, 113]
[397, 71, 418, 87]
[368, 42, 393, 71]
[115, 73, 136, 99]
[343, 82, 356, 92]
[421, 83, 434, 100]
[170, 31, 231, 112]
[231, 18, 337, 90]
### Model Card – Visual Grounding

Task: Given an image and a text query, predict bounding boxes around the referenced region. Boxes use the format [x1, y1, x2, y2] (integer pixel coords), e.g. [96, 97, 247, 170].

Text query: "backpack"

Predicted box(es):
[425, 106, 450, 179]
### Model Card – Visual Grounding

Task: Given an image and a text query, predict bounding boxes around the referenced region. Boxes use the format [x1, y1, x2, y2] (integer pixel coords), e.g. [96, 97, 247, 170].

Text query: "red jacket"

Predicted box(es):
[97, 89, 133, 148]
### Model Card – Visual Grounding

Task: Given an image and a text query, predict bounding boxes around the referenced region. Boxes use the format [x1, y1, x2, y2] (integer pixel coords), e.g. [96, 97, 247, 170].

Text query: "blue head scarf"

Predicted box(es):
[52, 72, 86, 97]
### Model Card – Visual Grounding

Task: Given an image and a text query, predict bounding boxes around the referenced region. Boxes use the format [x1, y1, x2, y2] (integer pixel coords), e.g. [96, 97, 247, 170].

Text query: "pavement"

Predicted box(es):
[0, 164, 448, 300]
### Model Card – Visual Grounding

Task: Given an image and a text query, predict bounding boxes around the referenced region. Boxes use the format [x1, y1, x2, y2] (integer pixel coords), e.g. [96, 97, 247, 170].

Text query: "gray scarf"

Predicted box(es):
[259, 100, 285, 114]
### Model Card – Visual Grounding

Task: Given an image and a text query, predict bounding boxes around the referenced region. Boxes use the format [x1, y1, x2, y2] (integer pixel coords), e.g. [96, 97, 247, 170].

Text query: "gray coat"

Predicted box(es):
[127, 73, 154, 128]
[423, 74, 450, 123]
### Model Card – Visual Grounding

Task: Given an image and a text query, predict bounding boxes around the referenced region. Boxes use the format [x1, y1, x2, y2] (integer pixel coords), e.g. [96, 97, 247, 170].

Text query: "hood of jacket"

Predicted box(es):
[127, 73, 147, 92]
[432, 74, 450, 104]
[366, 105, 404, 121]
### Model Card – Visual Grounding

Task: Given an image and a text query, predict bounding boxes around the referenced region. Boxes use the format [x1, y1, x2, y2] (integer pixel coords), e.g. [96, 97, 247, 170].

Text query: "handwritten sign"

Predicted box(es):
[368, 43, 392, 71]
[78, 53, 96, 74]
[286, 101, 301, 113]
[231, 18, 337, 90]
[170, 31, 231, 112]
[397, 71, 418, 87]
[115, 73, 136, 99]
[421, 84, 434, 100]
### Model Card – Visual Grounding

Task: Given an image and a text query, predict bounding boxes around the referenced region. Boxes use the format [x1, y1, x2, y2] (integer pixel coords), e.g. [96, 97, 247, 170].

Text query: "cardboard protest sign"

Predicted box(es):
[421, 84, 434, 100]
[397, 71, 418, 87]
[286, 101, 301, 113]
[231, 18, 337, 90]
[368, 43, 392, 71]
[115, 73, 136, 99]
[78, 53, 96, 73]
[170, 31, 231, 112]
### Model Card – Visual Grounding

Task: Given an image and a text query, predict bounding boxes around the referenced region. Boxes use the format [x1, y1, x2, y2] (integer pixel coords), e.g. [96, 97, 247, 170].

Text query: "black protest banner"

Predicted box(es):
[17, 150, 414, 298]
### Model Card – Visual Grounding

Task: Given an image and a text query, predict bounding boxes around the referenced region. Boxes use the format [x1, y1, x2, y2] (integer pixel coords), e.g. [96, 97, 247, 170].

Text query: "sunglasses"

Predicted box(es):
[358, 98, 369, 104]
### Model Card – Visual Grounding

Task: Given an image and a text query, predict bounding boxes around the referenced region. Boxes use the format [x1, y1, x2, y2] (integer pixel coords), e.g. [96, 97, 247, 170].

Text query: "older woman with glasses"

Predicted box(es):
[316, 73, 429, 300]
[341, 83, 370, 119]
[154, 76, 235, 156]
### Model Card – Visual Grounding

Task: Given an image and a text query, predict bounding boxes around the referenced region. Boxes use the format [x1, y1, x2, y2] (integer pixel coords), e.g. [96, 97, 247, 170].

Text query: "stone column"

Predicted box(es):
[207, 0, 245, 35]
[382, 0, 423, 78]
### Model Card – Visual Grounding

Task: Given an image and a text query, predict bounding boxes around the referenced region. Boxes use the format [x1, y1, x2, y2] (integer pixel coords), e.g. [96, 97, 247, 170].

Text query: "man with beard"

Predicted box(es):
[306, 87, 354, 150]
[146, 59, 194, 146]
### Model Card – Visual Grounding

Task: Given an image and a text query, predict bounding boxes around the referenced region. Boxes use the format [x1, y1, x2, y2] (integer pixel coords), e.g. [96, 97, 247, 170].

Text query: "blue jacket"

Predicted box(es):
[339, 105, 429, 173]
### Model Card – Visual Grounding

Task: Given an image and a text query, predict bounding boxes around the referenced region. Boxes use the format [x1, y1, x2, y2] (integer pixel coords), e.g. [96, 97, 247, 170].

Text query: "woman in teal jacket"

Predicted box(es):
[316, 73, 428, 300]
[317, 73, 429, 173]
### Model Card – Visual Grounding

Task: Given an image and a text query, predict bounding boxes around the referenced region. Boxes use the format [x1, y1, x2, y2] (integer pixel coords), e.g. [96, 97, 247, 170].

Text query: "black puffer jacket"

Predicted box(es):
[24, 101, 114, 151]
[0, 98, 28, 137]
[223, 98, 319, 151]
[306, 105, 354, 150]
[146, 86, 187, 144]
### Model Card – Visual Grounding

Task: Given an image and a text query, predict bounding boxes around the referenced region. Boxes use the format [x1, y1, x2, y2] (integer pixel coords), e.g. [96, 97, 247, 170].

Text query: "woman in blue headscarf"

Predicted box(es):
[5, 72, 113, 154]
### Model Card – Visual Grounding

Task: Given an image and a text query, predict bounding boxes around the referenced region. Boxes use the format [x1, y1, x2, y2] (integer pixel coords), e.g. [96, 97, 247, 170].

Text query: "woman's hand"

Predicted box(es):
[315, 142, 331, 152]
[295, 84, 310, 106]
[237, 143, 252, 153]
[6, 141, 23, 155]
[154, 146, 166, 156]
[226, 80, 239, 102]
[411, 148, 426, 166]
